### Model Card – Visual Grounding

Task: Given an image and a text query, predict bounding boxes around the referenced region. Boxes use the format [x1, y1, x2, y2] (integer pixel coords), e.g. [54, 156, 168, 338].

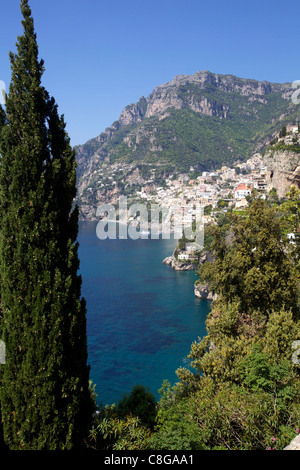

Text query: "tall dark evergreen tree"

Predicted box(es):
[0, 0, 92, 449]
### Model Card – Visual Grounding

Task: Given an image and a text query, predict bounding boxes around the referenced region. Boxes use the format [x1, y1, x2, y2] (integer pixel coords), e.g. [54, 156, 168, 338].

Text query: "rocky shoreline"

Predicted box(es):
[162, 249, 218, 300]
[194, 283, 218, 301]
[162, 256, 196, 271]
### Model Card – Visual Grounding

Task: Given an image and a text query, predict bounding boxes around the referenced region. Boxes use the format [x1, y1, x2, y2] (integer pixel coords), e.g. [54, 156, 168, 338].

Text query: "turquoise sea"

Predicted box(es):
[78, 221, 210, 406]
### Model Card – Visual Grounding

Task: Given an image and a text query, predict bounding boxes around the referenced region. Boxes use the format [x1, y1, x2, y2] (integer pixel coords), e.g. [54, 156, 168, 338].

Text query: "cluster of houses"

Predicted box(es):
[88, 124, 300, 257]
[136, 125, 300, 258]
[135, 152, 268, 231]
[139, 124, 299, 225]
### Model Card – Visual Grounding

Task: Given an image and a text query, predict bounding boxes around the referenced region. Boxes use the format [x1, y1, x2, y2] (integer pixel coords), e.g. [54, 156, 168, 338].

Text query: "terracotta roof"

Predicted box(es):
[235, 183, 252, 191]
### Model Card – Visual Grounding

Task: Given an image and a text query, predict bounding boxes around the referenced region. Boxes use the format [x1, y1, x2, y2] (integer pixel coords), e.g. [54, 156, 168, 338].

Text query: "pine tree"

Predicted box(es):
[0, 0, 92, 449]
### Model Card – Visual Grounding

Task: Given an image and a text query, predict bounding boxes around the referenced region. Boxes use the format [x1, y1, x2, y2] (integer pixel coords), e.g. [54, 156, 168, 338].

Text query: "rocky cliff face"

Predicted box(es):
[89, 71, 293, 134]
[142, 72, 234, 120]
[264, 150, 300, 198]
[263, 134, 300, 198]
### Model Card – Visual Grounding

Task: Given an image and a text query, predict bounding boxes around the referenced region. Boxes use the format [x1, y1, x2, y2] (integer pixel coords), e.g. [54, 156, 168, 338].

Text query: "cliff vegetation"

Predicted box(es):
[86, 195, 300, 450]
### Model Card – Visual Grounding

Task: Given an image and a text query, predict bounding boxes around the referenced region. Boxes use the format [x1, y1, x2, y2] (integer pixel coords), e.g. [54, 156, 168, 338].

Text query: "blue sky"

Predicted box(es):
[1, 0, 299, 146]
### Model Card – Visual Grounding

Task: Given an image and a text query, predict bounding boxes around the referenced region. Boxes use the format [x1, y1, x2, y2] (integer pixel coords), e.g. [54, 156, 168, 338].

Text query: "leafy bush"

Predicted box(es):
[116, 384, 157, 429]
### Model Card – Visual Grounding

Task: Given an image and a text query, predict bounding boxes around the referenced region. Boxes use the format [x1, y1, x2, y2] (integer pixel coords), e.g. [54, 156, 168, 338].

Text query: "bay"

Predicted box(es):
[78, 221, 210, 406]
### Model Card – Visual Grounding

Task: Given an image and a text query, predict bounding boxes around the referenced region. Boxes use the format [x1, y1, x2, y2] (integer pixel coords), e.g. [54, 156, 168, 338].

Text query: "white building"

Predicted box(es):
[178, 253, 190, 260]
[234, 183, 252, 199]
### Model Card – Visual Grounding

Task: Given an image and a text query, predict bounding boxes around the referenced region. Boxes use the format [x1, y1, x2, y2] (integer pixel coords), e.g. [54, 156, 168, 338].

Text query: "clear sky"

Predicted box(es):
[1, 0, 299, 146]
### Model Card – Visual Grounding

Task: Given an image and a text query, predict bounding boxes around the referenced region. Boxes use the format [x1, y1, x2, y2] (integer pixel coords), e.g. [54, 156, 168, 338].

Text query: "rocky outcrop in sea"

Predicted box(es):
[194, 283, 218, 301]
[162, 256, 196, 271]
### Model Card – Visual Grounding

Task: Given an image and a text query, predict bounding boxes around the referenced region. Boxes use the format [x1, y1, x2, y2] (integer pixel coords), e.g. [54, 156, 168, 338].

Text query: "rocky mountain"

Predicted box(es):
[74, 70, 299, 219]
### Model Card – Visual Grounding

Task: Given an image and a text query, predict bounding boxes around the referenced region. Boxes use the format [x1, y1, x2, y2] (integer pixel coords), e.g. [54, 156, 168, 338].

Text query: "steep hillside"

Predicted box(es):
[264, 130, 300, 197]
[75, 71, 299, 219]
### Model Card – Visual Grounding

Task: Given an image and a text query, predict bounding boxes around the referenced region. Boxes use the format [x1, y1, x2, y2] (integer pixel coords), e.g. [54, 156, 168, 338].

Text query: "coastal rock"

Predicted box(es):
[79, 204, 97, 221]
[162, 256, 173, 266]
[194, 284, 218, 301]
[162, 256, 196, 271]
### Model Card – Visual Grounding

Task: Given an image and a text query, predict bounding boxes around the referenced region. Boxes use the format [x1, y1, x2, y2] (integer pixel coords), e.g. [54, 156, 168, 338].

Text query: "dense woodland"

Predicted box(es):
[0, 1, 300, 451]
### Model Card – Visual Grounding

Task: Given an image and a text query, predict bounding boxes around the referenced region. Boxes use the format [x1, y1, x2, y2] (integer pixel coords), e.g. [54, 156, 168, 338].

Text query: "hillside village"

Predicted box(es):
[136, 124, 299, 232]
[135, 153, 262, 223]
[79, 122, 300, 265]
[145, 123, 299, 269]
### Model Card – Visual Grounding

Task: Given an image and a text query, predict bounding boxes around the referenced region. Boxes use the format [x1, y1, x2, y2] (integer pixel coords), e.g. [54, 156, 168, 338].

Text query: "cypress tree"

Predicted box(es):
[0, 102, 6, 450]
[0, 0, 92, 449]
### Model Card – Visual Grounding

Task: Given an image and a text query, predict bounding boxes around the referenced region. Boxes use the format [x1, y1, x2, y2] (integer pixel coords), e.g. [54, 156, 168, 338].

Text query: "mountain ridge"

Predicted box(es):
[74, 70, 299, 219]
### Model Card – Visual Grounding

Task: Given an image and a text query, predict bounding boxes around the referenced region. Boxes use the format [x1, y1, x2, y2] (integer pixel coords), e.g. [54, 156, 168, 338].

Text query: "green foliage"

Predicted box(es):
[216, 212, 230, 228]
[116, 384, 157, 429]
[263, 309, 300, 362]
[150, 196, 300, 451]
[150, 399, 204, 450]
[149, 381, 204, 450]
[156, 301, 300, 450]
[279, 125, 287, 138]
[87, 404, 153, 450]
[204, 204, 213, 215]
[86, 384, 157, 450]
[239, 344, 299, 400]
[239, 346, 273, 391]
[267, 187, 279, 204]
[192, 380, 300, 450]
[217, 198, 228, 209]
[198, 199, 300, 318]
[276, 187, 300, 274]
[277, 186, 300, 230]
[151, 376, 300, 450]
[203, 231, 214, 251]
[266, 137, 300, 155]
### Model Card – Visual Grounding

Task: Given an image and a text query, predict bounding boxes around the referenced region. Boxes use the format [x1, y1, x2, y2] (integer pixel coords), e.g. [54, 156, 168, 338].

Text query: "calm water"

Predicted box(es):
[78, 221, 210, 406]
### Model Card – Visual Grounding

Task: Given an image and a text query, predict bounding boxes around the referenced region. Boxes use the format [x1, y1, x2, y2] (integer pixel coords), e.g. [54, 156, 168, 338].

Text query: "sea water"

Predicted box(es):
[78, 221, 209, 406]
